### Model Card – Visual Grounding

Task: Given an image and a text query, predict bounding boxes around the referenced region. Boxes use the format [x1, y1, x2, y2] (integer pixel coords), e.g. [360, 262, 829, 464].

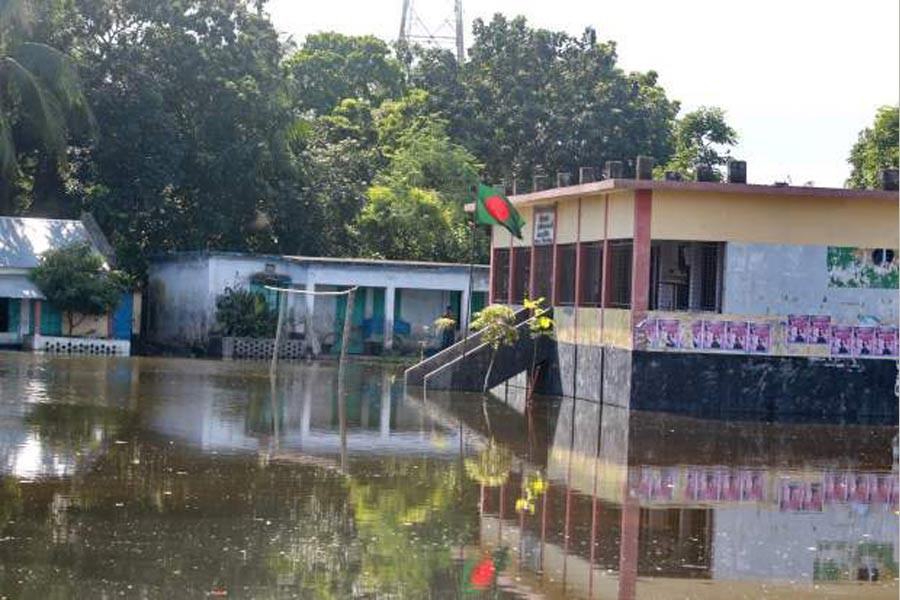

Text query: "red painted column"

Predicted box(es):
[600, 195, 611, 341]
[507, 233, 515, 305]
[488, 228, 495, 305]
[33, 300, 42, 335]
[631, 189, 653, 323]
[550, 205, 559, 305]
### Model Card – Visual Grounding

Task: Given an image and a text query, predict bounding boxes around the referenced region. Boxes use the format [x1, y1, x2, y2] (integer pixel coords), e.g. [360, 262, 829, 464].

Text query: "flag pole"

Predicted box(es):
[463, 185, 478, 357]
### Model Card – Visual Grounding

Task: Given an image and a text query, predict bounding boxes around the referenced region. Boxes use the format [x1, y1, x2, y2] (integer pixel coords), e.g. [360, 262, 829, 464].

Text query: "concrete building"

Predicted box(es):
[0, 216, 137, 354]
[474, 175, 898, 420]
[147, 252, 489, 354]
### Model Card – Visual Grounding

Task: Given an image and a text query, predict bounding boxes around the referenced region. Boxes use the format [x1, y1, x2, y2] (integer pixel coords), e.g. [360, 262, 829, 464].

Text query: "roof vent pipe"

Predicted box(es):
[636, 155, 655, 180]
[579, 167, 597, 184]
[604, 161, 624, 180]
[727, 160, 747, 184]
[556, 172, 572, 187]
[880, 168, 899, 191]
[696, 165, 716, 182]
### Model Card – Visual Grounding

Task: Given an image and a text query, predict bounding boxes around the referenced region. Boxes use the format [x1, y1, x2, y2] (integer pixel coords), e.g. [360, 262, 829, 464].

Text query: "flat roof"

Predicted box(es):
[464, 179, 898, 210]
[150, 250, 489, 271]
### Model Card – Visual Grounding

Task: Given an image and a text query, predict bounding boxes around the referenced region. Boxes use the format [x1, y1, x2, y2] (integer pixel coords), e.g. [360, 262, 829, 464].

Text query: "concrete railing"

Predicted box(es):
[404, 307, 530, 387]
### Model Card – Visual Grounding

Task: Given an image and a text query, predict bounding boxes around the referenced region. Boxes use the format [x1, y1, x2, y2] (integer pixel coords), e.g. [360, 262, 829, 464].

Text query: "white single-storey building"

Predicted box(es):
[147, 252, 489, 355]
[0, 215, 138, 354]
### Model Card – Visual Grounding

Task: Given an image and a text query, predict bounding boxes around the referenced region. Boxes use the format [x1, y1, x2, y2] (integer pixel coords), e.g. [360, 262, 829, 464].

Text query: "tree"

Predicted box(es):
[214, 287, 277, 338]
[286, 32, 404, 116]
[469, 304, 519, 393]
[0, 0, 94, 214]
[659, 106, 738, 181]
[412, 15, 681, 184]
[847, 105, 899, 189]
[30, 241, 124, 335]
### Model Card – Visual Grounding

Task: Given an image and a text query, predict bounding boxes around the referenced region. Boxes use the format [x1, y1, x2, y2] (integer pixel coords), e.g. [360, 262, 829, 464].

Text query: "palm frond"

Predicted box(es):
[1, 55, 67, 162]
[0, 110, 15, 180]
[15, 42, 95, 138]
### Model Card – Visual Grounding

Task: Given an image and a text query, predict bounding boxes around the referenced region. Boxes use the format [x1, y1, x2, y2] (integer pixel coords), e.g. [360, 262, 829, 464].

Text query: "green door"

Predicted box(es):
[371, 288, 385, 342]
[334, 288, 366, 354]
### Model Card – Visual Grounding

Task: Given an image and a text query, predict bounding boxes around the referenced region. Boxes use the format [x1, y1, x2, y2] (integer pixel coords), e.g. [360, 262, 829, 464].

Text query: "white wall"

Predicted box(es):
[723, 243, 898, 324]
[148, 256, 210, 345]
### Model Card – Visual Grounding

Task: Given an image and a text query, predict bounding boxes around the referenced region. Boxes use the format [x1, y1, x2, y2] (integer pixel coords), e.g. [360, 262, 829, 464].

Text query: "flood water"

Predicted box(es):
[0, 353, 896, 599]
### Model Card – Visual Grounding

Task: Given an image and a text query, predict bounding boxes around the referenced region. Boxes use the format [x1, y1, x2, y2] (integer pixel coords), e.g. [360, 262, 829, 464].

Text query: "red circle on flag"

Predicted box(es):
[485, 195, 509, 221]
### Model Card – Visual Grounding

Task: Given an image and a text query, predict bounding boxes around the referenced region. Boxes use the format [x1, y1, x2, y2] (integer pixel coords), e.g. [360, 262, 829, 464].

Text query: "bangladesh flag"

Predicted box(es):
[474, 184, 525, 239]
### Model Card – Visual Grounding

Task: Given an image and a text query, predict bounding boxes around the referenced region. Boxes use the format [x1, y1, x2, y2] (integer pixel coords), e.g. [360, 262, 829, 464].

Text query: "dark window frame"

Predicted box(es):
[578, 241, 604, 307]
[492, 248, 510, 303]
[554, 243, 577, 305]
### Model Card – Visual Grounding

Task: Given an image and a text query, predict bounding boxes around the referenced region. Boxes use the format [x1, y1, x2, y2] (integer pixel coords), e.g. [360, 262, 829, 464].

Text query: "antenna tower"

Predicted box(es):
[399, 0, 464, 63]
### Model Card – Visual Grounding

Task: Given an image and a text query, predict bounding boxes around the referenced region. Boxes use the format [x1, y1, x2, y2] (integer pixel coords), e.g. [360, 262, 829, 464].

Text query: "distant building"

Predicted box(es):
[0, 215, 138, 354]
[147, 252, 489, 355]
[468, 175, 898, 420]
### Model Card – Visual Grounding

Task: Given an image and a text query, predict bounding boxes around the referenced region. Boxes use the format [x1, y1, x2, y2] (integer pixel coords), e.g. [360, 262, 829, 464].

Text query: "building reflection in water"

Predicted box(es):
[0, 353, 895, 599]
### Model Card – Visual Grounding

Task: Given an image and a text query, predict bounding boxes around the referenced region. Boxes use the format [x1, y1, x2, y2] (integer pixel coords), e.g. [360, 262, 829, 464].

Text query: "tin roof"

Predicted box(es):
[0, 217, 95, 269]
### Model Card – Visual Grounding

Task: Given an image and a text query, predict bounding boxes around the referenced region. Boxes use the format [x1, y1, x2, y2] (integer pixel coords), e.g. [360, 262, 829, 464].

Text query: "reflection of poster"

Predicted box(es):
[853, 326, 875, 357]
[685, 468, 720, 501]
[657, 319, 680, 349]
[810, 316, 831, 345]
[824, 473, 849, 503]
[703, 321, 725, 350]
[690, 321, 704, 349]
[875, 326, 898, 357]
[873, 475, 895, 504]
[788, 315, 810, 344]
[639, 467, 676, 501]
[779, 479, 824, 512]
[739, 470, 766, 502]
[749, 323, 771, 354]
[830, 326, 853, 356]
[849, 474, 875, 503]
[720, 470, 740, 501]
[725, 321, 748, 352]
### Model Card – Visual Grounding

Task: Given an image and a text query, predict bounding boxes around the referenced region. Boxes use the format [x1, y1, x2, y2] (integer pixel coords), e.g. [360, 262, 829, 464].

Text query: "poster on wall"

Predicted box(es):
[635, 319, 659, 348]
[703, 321, 726, 350]
[690, 321, 704, 349]
[658, 319, 681, 349]
[875, 326, 898, 357]
[748, 323, 771, 354]
[725, 321, 748, 352]
[853, 326, 876, 357]
[810, 316, 831, 345]
[830, 325, 854, 356]
[787, 315, 810, 344]
[779, 479, 824, 512]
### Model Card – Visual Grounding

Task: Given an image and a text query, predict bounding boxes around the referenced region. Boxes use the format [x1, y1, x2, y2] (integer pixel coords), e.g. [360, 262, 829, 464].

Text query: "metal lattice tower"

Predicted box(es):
[399, 0, 464, 63]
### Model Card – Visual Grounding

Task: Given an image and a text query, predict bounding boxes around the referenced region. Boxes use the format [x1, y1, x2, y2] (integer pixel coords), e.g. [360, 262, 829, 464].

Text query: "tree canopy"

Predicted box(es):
[658, 106, 738, 181]
[846, 105, 899, 189]
[5, 1, 737, 274]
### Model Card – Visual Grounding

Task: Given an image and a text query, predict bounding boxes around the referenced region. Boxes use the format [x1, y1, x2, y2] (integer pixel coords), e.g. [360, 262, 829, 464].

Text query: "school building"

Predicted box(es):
[480, 171, 899, 420]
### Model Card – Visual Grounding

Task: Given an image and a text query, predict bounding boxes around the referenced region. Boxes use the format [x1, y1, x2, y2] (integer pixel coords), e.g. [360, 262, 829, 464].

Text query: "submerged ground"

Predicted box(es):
[0, 352, 896, 599]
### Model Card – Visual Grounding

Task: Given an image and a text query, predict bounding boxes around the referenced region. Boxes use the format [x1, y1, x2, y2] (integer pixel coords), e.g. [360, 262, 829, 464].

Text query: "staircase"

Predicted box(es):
[404, 308, 554, 393]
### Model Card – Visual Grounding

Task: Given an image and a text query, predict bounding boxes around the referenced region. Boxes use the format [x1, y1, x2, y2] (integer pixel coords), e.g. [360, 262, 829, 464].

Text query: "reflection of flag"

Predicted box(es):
[475, 184, 525, 239]
[469, 558, 495, 589]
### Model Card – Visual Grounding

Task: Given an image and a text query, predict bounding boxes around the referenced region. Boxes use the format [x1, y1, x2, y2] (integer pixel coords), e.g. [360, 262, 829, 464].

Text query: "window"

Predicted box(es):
[650, 241, 722, 312]
[698, 243, 721, 312]
[555, 244, 577, 305]
[607, 240, 632, 308]
[579, 242, 603, 306]
[532, 245, 553, 302]
[511, 247, 531, 303]
[492, 248, 510, 302]
[0, 298, 9, 332]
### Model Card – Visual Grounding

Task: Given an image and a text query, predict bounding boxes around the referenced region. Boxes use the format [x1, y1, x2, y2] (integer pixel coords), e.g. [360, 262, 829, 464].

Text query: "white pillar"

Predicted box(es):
[304, 280, 315, 316]
[383, 286, 396, 350]
[19, 299, 31, 339]
[460, 283, 472, 338]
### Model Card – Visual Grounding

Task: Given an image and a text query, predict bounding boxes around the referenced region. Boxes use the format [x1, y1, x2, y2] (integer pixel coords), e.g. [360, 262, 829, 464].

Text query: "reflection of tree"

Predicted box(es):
[347, 458, 479, 598]
[464, 441, 512, 487]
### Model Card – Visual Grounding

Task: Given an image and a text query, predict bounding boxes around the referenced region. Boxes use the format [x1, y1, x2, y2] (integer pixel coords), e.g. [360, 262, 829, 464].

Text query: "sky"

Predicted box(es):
[266, 0, 899, 188]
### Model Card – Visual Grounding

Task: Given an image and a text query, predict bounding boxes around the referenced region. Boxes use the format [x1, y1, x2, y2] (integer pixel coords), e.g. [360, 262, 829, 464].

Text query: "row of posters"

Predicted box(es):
[643, 317, 899, 358]
[637, 466, 899, 508]
[648, 319, 772, 354]
[788, 315, 898, 357]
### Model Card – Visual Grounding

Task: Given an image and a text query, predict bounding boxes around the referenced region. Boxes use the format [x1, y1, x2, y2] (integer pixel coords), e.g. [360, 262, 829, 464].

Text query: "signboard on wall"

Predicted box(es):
[533, 208, 555, 246]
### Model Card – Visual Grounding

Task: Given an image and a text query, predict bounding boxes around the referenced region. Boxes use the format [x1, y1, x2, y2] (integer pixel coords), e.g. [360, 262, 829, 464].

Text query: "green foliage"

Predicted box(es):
[30, 240, 124, 334]
[846, 105, 899, 189]
[214, 286, 277, 338]
[523, 296, 553, 338]
[658, 106, 737, 181]
[412, 15, 680, 183]
[0, 0, 94, 214]
[470, 304, 518, 350]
